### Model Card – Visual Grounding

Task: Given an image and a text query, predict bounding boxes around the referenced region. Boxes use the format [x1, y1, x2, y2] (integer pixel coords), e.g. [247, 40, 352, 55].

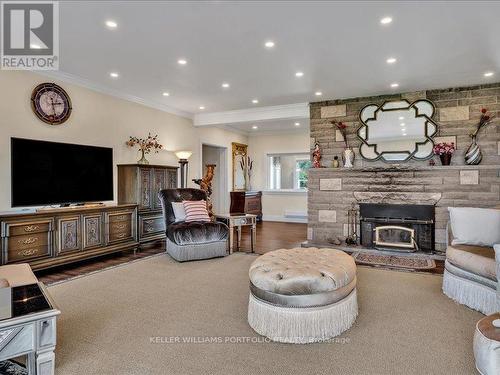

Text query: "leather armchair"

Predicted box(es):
[158, 188, 229, 262]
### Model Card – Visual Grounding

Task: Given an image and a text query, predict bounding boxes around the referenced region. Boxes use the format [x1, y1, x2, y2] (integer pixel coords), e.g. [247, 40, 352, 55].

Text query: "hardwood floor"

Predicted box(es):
[36, 222, 307, 284]
[237, 221, 307, 254]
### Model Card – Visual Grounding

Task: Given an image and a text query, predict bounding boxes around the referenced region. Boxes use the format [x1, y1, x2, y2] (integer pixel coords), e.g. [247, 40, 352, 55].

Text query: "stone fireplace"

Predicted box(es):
[307, 83, 500, 253]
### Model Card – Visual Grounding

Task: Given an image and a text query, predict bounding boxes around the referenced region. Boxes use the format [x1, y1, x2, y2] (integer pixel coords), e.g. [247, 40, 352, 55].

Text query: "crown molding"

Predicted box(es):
[34, 71, 193, 120]
[194, 102, 309, 126]
[247, 127, 309, 137]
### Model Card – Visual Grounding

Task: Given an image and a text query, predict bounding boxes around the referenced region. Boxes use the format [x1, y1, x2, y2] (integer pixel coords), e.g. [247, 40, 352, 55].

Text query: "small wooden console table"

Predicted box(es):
[215, 214, 257, 254]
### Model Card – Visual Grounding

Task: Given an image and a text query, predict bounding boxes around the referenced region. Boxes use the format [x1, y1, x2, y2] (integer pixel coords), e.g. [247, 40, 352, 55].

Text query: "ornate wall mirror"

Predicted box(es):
[232, 142, 248, 191]
[357, 99, 438, 162]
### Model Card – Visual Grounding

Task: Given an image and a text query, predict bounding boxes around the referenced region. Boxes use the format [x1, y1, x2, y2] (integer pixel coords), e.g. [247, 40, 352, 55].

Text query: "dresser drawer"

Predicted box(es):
[108, 212, 133, 223]
[106, 209, 135, 244]
[139, 215, 165, 238]
[8, 233, 49, 251]
[109, 230, 132, 243]
[108, 222, 133, 243]
[7, 244, 51, 263]
[3, 219, 53, 237]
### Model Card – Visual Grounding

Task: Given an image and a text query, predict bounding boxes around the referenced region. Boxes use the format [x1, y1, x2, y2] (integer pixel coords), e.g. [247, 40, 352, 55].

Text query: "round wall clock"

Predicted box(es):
[31, 83, 72, 125]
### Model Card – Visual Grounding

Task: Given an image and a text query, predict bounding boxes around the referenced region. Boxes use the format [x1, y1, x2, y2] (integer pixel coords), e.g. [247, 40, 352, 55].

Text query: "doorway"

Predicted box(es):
[201, 144, 228, 214]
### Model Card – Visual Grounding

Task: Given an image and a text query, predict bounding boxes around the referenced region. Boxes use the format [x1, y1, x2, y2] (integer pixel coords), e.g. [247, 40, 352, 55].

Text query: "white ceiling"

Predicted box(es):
[220, 117, 310, 136]
[53, 1, 500, 133]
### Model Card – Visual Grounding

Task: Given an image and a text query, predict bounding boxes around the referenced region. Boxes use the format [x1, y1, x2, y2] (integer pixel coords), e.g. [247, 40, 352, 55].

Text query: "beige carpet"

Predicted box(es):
[48, 253, 482, 375]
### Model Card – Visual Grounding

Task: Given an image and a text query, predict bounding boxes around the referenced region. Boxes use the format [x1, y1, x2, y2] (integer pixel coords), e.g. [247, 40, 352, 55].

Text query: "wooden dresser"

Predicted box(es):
[230, 191, 262, 221]
[0, 204, 138, 270]
[117, 164, 178, 246]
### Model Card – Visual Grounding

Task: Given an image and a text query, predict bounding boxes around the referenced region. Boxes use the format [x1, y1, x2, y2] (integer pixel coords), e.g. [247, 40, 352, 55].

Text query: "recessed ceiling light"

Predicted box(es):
[252, 125, 258, 130]
[484, 72, 494, 77]
[386, 57, 397, 64]
[315, 91, 322, 96]
[252, 99, 259, 104]
[177, 59, 187, 65]
[105, 20, 117, 29]
[264, 41, 275, 48]
[162, 92, 170, 97]
[390, 83, 399, 88]
[380, 17, 392, 24]
[399, 116, 404, 120]
[221, 82, 230, 88]
[294, 122, 300, 126]
[199, 106, 205, 110]
[109, 72, 119, 78]
[295, 71, 304, 77]
[400, 123, 405, 126]
[402, 133, 407, 136]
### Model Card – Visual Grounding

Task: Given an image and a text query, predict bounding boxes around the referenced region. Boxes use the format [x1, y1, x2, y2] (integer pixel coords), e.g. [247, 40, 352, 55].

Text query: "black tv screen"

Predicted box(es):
[11, 138, 113, 207]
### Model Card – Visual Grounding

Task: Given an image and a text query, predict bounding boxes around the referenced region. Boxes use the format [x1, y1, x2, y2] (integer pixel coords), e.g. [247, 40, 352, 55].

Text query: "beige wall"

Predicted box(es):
[0, 70, 246, 210]
[247, 132, 309, 222]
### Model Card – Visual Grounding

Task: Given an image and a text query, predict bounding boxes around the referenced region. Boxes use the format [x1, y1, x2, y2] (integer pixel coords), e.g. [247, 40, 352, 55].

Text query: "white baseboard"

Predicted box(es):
[262, 215, 308, 223]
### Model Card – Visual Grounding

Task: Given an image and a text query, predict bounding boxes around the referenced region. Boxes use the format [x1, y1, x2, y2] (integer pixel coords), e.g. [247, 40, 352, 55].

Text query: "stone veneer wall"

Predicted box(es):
[308, 83, 500, 252]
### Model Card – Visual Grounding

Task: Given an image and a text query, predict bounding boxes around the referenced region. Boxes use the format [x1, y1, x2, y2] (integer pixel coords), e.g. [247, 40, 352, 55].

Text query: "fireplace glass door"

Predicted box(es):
[374, 225, 415, 250]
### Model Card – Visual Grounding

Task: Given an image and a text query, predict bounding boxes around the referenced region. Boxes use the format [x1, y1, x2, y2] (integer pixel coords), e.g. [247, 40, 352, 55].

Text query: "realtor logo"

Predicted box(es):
[1, 1, 59, 70]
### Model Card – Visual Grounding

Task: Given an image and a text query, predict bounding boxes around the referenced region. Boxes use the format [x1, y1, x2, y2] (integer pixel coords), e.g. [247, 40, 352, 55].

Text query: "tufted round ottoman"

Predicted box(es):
[247, 247, 358, 344]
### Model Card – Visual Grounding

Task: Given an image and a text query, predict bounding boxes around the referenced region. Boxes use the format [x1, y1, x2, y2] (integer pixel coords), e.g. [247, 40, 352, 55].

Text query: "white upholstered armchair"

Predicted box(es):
[442, 207, 500, 315]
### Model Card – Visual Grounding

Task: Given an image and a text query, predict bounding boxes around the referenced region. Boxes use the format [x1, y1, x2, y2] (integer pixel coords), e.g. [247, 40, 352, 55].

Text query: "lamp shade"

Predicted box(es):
[175, 151, 192, 160]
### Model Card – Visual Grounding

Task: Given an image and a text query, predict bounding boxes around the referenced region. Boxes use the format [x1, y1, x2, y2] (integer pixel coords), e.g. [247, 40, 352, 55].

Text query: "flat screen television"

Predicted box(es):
[11, 138, 113, 207]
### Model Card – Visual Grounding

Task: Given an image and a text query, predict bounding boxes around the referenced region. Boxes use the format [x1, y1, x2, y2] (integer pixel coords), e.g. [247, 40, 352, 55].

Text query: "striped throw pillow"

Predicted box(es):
[182, 200, 210, 222]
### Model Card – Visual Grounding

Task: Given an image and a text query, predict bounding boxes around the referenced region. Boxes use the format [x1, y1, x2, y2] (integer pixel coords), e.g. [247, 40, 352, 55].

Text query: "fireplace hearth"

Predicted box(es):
[359, 203, 435, 253]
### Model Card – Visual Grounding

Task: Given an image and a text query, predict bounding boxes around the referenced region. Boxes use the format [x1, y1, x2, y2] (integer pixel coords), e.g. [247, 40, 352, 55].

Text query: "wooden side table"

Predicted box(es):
[215, 214, 257, 254]
[473, 313, 500, 375]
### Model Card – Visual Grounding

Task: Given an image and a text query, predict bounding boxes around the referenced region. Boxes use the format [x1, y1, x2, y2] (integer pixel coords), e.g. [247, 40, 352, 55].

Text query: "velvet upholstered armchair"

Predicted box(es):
[158, 188, 229, 262]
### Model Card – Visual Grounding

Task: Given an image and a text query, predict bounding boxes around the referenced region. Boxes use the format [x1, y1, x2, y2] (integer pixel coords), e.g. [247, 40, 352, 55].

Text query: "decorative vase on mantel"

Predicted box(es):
[464, 135, 482, 165]
[439, 154, 452, 166]
[342, 147, 355, 168]
[464, 107, 495, 165]
[137, 149, 149, 165]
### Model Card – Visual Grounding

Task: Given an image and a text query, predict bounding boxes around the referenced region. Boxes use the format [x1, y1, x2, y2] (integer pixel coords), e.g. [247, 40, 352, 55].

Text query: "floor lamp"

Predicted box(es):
[175, 151, 192, 188]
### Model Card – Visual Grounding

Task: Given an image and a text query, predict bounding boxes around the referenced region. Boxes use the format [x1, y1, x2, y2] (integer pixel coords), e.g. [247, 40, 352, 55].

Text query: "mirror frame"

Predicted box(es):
[357, 99, 438, 163]
[232, 142, 248, 191]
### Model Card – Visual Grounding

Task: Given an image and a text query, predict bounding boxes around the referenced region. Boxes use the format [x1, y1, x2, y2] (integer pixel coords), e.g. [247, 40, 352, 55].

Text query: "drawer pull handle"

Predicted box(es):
[24, 225, 39, 232]
[19, 249, 38, 257]
[19, 237, 38, 245]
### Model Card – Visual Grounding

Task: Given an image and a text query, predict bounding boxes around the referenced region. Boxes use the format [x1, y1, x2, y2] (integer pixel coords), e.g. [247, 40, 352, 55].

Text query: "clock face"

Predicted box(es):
[31, 83, 72, 125]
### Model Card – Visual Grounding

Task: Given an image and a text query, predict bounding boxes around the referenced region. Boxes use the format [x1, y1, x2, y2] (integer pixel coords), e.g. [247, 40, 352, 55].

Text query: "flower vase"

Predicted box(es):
[137, 149, 149, 165]
[464, 135, 482, 165]
[439, 154, 452, 166]
[342, 147, 355, 168]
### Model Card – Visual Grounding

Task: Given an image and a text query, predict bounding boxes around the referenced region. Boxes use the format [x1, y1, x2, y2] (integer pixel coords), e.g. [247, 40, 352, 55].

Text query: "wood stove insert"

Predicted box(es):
[359, 203, 435, 253]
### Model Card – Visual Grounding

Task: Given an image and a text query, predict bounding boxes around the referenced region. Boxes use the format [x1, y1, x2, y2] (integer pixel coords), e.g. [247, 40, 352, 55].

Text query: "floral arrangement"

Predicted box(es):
[472, 108, 496, 136]
[126, 133, 163, 154]
[331, 120, 348, 147]
[433, 142, 455, 156]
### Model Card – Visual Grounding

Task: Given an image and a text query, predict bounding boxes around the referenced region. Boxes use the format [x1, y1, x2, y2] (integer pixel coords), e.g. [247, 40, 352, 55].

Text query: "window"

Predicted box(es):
[268, 153, 311, 191]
